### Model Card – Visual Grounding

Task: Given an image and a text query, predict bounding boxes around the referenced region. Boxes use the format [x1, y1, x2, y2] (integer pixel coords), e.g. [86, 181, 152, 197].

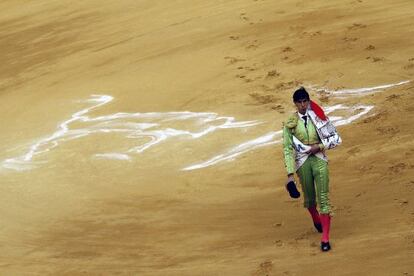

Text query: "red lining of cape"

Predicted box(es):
[310, 100, 327, 121]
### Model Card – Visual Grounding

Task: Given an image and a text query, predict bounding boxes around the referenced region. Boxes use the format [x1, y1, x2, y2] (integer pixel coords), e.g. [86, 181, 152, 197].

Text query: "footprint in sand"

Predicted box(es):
[376, 126, 399, 135]
[224, 56, 245, 65]
[302, 30, 322, 38]
[280, 47, 294, 62]
[389, 163, 408, 174]
[246, 44, 258, 50]
[294, 229, 315, 241]
[271, 105, 284, 113]
[365, 44, 376, 50]
[235, 74, 254, 83]
[273, 80, 301, 90]
[310, 241, 318, 248]
[404, 64, 414, 70]
[347, 146, 360, 155]
[347, 23, 367, 30]
[343, 36, 359, 42]
[403, 62, 414, 70]
[236, 74, 249, 82]
[240, 13, 249, 21]
[246, 40, 259, 50]
[333, 205, 353, 214]
[355, 191, 366, 198]
[282, 46, 293, 53]
[266, 70, 280, 78]
[385, 94, 401, 101]
[273, 239, 283, 247]
[272, 222, 283, 228]
[248, 93, 279, 105]
[398, 199, 409, 206]
[253, 260, 274, 276]
[358, 164, 373, 172]
[362, 111, 387, 123]
[366, 56, 385, 62]
[245, 66, 256, 72]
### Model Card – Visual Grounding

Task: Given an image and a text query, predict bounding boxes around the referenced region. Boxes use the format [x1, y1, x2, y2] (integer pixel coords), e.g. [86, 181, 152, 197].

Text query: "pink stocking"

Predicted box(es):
[320, 214, 331, 242]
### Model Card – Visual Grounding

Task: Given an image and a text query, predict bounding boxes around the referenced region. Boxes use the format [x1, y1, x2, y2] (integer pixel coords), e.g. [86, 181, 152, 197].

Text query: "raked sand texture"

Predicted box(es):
[0, 1, 413, 275]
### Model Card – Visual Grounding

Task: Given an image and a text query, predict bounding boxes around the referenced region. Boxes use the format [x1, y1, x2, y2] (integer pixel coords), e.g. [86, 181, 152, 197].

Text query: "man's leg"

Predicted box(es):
[297, 158, 316, 209]
[297, 159, 320, 231]
[311, 156, 331, 251]
[312, 157, 330, 214]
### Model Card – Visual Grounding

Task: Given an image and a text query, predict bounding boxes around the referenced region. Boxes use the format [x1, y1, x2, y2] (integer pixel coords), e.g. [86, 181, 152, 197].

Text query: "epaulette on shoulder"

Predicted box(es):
[284, 112, 298, 129]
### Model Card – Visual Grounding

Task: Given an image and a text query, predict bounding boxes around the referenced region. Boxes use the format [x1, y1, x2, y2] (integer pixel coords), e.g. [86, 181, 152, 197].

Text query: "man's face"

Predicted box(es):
[294, 98, 309, 115]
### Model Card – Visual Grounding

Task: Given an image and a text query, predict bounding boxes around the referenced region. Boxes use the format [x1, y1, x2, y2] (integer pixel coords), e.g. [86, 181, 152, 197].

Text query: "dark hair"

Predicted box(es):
[293, 87, 310, 102]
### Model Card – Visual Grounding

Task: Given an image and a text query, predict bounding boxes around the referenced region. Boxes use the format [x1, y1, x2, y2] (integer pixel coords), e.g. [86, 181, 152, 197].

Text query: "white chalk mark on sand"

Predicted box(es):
[95, 153, 132, 161]
[314, 80, 410, 96]
[1, 95, 261, 171]
[183, 131, 281, 171]
[325, 105, 374, 126]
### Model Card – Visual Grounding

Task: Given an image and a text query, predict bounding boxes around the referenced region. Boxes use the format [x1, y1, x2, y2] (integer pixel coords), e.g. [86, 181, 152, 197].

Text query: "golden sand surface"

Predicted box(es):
[0, 0, 413, 275]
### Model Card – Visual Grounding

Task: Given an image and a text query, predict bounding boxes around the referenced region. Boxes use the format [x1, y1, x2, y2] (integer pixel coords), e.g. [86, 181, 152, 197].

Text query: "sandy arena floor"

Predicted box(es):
[0, 1, 413, 275]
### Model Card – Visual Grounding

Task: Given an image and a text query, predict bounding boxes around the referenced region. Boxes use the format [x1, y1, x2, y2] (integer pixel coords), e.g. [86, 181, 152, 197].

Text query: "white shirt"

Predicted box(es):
[297, 111, 308, 124]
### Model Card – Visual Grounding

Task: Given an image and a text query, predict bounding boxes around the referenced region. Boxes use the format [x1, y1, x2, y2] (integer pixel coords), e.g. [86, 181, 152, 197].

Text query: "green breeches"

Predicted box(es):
[297, 155, 331, 214]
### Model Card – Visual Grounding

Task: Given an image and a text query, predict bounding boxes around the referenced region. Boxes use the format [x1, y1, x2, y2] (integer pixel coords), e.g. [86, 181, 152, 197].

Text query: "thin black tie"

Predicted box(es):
[302, 115, 308, 128]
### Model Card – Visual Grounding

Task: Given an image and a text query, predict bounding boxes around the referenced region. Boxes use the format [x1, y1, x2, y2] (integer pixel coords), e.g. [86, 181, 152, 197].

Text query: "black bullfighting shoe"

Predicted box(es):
[321, 241, 331, 252]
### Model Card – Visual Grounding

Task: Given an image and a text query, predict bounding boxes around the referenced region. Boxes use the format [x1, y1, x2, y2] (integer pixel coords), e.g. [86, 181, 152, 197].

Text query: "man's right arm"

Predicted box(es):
[283, 124, 295, 176]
